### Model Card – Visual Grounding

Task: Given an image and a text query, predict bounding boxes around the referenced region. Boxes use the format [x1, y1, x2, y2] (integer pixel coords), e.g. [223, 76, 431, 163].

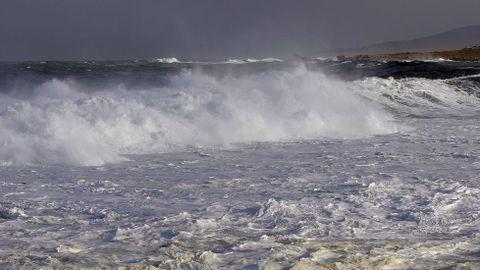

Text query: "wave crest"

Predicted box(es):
[357, 76, 480, 116]
[0, 66, 397, 166]
[156, 57, 180, 63]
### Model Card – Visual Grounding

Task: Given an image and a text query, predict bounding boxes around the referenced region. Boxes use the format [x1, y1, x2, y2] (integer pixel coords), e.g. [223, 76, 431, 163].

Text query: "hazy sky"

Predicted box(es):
[1, 0, 480, 60]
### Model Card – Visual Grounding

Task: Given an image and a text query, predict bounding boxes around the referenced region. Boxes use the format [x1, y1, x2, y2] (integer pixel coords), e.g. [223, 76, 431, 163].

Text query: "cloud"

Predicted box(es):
[1, 0, 479, 60]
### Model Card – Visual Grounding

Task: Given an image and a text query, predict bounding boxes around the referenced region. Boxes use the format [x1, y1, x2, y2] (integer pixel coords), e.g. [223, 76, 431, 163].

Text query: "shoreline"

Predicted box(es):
[338, 46, 480, 62]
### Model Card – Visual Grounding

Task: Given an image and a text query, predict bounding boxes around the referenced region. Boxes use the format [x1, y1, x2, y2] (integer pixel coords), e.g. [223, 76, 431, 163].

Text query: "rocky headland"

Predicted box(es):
[339, 46, 480, 62]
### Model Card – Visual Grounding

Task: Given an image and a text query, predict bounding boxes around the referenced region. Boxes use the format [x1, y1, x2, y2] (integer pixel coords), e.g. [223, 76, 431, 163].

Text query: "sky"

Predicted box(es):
[1, 0, 480, 60]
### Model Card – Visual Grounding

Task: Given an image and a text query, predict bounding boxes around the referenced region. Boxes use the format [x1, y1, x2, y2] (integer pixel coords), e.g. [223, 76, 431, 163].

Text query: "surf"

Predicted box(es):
[0, 65, 397, 166]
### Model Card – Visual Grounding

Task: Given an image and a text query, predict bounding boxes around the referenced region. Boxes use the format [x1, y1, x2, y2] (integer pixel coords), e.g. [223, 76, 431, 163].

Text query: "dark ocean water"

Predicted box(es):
[2, 58, 480, 83]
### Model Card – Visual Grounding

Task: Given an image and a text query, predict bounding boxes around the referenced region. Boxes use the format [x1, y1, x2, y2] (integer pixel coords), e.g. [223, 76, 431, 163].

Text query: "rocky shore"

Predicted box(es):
[339, 46, 480, 61]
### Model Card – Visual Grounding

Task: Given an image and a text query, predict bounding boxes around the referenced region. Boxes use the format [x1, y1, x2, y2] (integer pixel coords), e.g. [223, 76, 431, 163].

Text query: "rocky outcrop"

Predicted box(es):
[340, 46, 480, 62]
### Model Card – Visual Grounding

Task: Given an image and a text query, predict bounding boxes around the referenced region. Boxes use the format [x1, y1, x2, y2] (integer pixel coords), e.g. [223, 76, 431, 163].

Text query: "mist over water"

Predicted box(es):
[0, 65, 397, 166]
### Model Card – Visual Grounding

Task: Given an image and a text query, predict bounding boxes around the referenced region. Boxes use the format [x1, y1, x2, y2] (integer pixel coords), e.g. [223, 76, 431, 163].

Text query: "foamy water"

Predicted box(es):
[0, 66, 397, 166]
[0, 60, 479, 269]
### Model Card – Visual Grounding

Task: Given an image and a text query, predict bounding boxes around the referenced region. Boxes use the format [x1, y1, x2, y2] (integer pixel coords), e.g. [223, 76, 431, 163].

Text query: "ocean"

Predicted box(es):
[0, 58, 479, 269]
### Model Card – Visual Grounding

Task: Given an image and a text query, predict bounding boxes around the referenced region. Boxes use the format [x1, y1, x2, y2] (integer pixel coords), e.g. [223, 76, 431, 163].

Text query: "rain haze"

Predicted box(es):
[1, 0, 480, 60]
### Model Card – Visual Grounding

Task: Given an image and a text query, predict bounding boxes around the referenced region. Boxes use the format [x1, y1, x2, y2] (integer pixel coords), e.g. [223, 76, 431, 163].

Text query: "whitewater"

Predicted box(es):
[0, 64, 395, 166]
[0, 59, 479, 269]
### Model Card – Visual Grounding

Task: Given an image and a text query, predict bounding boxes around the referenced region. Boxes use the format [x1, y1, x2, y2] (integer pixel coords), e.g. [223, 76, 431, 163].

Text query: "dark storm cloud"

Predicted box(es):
[1, 0, 479, 60]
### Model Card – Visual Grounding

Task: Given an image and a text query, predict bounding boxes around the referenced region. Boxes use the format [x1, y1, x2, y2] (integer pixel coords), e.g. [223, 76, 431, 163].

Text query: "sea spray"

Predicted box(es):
[0, 65, 397, 166]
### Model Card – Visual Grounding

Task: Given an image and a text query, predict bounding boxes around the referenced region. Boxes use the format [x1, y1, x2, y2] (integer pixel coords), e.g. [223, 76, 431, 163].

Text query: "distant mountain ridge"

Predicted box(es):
[332, 25, 480, 56]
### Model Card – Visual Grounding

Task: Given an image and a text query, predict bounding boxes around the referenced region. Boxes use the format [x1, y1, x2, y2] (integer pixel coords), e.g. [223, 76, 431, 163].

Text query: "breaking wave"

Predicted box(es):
[0, 66, 397, 166]
[155, 57, 181, 64]
[153, 57, 283, 65]
[356, 75, 480, 116]
[225, 58, 283, 64]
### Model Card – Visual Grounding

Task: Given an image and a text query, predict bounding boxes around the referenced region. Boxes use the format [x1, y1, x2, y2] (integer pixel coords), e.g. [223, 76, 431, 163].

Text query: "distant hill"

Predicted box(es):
[332, 25, 480, 56]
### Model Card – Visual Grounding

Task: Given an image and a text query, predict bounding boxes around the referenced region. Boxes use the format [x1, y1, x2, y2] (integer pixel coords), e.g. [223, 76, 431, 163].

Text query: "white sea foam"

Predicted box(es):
[225, 58, 283, 64]
[356, 76, 480, 116]
[246, 57, 283, 63]
[0, 66, 397, 166]
[156, 57, 180, 63]
[423, 58, 454, 62]
[225, 59, 247, 64]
